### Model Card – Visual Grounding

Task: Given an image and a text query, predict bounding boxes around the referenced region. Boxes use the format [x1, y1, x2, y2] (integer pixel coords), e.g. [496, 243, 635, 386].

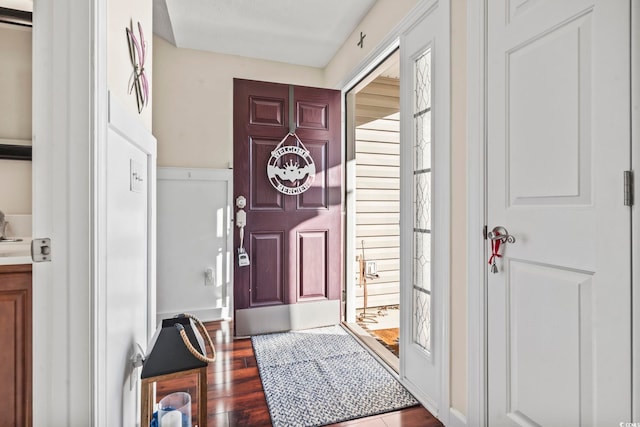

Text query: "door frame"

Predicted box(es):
[632, 1, 640, 421]
[466, 1, 639, 425]
[343, 43, 399, 325]
[339, 0, 452, 423]
[466, 1, 488, 425]
[33, 0, 100, 424]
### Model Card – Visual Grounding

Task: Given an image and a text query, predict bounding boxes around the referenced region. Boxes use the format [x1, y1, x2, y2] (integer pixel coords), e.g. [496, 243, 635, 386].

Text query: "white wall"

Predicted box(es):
[105, 116, 151, 426]
[157, 168, 232, 322]
[0, 23, 31, 215]
[152, 36, 324, 169]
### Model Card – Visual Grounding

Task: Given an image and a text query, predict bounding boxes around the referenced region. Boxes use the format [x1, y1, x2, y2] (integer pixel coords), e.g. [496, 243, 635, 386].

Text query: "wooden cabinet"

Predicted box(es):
[0, 264, 32, 427]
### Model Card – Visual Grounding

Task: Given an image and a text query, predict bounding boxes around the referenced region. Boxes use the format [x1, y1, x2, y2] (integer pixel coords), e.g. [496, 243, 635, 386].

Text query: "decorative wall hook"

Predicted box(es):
[357, 31, 366, 49]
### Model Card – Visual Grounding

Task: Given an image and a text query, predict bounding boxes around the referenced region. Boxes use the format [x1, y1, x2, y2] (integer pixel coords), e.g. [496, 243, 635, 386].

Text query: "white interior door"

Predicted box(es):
[487, 0, 632, 425]
[399, 0, 449, 414]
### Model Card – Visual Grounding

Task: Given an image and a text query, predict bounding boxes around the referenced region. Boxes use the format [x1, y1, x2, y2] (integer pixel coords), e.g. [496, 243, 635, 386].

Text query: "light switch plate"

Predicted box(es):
[130, 159, 144, 193]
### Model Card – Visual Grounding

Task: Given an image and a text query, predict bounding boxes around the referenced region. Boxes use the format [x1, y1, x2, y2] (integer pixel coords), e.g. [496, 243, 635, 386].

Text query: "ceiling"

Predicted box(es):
[154, 0, 377, 68]
[0, 0, 377, 69]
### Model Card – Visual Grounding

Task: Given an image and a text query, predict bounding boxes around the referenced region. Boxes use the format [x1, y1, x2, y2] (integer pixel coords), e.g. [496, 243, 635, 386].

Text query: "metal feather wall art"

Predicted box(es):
[126, 21, 149, 114]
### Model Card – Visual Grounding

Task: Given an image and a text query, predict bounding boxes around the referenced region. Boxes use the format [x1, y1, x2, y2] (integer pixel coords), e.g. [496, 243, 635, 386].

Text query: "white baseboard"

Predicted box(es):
[447, 408, 467, 427]
[156, 308, 230, 325]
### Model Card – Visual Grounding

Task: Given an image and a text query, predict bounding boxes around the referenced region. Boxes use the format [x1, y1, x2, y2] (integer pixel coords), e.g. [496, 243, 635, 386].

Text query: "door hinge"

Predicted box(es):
[624, 170, 634, 207]
[483, 225, 488, 240]
[31, 238, 51, 262]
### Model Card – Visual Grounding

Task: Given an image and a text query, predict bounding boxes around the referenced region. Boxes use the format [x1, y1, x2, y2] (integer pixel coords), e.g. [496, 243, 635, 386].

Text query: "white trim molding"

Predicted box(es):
[448, 408, 468, 427]
[632, 0, 640, 421]
[32, 0, 99, 424]
[93, 0, 108, 424]
[466, 0, 488, 426]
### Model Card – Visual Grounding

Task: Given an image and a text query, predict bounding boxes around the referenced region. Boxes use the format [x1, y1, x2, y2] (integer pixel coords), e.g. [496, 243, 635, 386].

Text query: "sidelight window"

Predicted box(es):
[412, 47, 432, 353]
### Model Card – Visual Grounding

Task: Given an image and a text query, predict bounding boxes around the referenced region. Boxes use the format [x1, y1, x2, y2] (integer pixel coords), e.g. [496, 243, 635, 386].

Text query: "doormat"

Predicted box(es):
[251, 325, 418, 427]
[366, 327, 400, 357]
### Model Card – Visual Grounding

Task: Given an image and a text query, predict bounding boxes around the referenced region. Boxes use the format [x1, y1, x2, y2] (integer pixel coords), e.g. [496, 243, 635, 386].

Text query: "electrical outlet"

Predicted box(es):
[204, 267, 215, 286]
[365, 260, 377, 276]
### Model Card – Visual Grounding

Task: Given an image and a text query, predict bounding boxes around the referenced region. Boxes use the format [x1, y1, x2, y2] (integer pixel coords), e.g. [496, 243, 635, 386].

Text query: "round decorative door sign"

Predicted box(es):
[267, 133, 316, 195]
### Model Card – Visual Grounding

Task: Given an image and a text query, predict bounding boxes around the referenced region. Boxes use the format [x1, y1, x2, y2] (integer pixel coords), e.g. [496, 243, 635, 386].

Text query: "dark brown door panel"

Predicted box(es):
[233, 79, 342, 326]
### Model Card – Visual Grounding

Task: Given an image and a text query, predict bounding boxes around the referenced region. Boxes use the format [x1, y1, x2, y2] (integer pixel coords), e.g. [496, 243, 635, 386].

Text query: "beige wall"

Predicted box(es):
[152, 36, 324, 169]
[450, 0, 468, 416]
[0, 0, 155, 214]
[323, 0, 419, 88]
[108, 0, 153, 129]
[0, 23, 32, 215]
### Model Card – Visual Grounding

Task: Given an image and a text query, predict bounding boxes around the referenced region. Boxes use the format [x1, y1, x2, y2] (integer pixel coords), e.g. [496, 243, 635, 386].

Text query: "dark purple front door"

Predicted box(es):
[233, 79, 342, 333]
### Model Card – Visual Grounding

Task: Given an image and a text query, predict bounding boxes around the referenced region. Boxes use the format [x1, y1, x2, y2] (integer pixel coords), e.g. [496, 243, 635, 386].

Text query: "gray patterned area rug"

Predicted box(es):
[251, 325, 418, 427]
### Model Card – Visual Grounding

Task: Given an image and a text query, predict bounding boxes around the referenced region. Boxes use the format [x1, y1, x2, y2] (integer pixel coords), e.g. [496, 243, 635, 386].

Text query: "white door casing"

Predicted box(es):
[633, 2, 640, 421]
[486, 0, 632, 426]
[399, 0, 450, 416]
[32, 0, 100, 424]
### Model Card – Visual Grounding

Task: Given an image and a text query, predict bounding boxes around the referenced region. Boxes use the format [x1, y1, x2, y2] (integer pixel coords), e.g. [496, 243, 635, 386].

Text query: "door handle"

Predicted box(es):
[488, 226, 515, 273]
[487, 226, 515, 244]
[235, 195, 250, 267]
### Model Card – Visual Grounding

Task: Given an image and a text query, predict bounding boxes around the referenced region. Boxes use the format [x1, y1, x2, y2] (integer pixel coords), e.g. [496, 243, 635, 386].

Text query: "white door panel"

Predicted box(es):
[399, 0, 450, 414]
[105, 130, 149, 426]
[487, 0, 631, 425]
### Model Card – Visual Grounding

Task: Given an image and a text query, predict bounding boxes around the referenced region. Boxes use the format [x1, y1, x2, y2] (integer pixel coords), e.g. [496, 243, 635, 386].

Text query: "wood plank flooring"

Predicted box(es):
[155, 320, 443, 427]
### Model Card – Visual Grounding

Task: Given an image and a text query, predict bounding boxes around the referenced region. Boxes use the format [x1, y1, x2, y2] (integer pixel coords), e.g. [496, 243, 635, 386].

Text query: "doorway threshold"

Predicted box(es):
[342, 322, 399, 373]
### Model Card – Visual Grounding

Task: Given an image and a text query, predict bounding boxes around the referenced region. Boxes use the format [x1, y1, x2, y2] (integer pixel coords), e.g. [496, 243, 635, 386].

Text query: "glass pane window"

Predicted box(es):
[413, 288, 431, 351]
[412, 47, 432, 353]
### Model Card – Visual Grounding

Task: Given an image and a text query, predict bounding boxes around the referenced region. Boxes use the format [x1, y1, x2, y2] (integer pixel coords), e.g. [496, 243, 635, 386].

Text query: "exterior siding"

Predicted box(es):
[354, 76, 400, 309]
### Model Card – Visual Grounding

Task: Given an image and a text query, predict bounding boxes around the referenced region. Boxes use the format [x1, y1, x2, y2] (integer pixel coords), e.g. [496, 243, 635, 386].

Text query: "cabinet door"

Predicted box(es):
[0, 264, 32, 427]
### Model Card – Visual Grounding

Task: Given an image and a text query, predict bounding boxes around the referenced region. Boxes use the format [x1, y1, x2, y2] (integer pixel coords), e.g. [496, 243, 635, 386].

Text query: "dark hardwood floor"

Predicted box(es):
[156, 320, 444, 427]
